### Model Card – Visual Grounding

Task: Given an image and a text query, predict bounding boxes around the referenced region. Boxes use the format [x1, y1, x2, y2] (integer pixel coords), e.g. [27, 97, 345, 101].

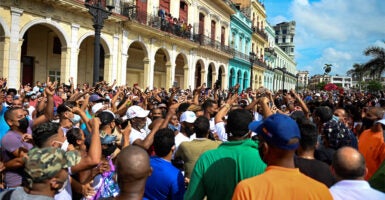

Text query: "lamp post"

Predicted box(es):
[296, 73, 299, 92]
[249, 52, 256, 89]
[85, 0, 115, 85]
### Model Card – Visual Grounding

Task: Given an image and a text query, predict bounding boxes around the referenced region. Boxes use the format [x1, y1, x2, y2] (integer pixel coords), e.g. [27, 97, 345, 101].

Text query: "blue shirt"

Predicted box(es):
[144, 156, 185, 200]
[0, 106, 10, 143]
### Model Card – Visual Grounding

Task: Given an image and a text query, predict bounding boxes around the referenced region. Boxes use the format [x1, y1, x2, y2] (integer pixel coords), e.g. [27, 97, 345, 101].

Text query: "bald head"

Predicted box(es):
[116, 145, 151, 183]
[332, 147, 366, 180]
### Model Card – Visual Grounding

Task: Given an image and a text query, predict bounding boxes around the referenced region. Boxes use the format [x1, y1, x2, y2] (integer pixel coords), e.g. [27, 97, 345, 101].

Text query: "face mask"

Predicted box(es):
[332, 115, 339, 122]
[18, 117, 29, 132]
[168, 124, 179, 132]
[56, 178, 68, 193]
[70, 114, 81, 124]
[362, 117, 375, 129]
[61, 140, 69, 151]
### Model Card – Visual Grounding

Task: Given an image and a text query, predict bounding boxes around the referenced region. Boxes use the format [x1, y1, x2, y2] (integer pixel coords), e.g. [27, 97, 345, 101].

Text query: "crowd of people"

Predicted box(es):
[0, 76, 384, 200]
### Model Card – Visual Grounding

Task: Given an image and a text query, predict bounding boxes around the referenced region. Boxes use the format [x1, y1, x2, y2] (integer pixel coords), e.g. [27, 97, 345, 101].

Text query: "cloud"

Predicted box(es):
[270, 15, 289, 25]
[289, 0, 385, 76]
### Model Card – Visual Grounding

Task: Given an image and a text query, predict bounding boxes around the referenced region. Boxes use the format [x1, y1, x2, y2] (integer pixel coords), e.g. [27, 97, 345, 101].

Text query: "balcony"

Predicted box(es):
[254, 59, 268, 69]
[252, 26, 268, 41]
[121, 3, 193, 39]
[193, 34, 234, 55]
[233, 50, 252, 62]
[120, 4, 233, 55]
[264, 47, 277, 58]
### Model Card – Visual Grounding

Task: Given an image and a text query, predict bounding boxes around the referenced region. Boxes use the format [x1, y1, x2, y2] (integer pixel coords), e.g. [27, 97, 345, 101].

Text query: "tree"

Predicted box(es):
[366, 80, 383, 92]
[316, 82, 327, 90]
[347, 63, 366, 90]
[324, 64, 332, 75]
[363, 41, 385, 80]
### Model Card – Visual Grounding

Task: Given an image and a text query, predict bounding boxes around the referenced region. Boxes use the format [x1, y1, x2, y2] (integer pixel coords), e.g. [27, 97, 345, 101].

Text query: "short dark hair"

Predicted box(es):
[32, 122, 60, 148]
[4, 107, 22, 122]
[298, 121, 318, 150]
[194, 116, 210, 138]
[314, 106, 333, 122]
[226, 109, 253, 137]
[332, 148, 366, 179]
[57, 101, 76, 115]
[153, 128, 175, 157]
[202, 99, 217, 111]
[178, 103, 191, 114]
[66, 128, 83, 147]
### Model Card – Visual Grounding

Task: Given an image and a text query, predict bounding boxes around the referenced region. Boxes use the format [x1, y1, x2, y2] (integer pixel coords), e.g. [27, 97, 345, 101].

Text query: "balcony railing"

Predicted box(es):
[254, 59, 268, 69]
[121, 4, 193, 39]
[252, 26, 268, 41]
[233, 50, 251, 62]
[120, 4, 234, 55]
[193, 34, 234, 55]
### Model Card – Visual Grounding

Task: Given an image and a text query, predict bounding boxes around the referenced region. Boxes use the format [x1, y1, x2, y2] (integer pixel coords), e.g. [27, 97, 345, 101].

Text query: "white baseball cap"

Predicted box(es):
[180, 111, 197, 123]
[92, 103, 104, 114]
[126, 105, 150, 119]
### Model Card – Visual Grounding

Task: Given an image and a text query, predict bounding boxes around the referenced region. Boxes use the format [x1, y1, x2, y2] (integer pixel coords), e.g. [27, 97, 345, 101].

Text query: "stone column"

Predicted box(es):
[69, 23, 79, 86]
[8, 7, 23, 88]
[0, 37, 10, 77]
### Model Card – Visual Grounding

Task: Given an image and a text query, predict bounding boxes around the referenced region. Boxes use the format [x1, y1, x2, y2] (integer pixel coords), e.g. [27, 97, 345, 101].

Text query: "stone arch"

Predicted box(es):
[0, 17, 10, 37]
[153, 47, 171, 88]
[77, 32, 111, 55]
[19, 18, 69, 47]
[175, 52, 188, 89]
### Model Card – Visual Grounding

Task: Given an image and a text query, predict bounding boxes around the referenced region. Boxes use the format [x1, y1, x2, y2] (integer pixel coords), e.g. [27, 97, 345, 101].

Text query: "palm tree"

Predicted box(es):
[324, 64, 332, 75]
[347, 63, 365, 90]
[363, 41, 385, 80]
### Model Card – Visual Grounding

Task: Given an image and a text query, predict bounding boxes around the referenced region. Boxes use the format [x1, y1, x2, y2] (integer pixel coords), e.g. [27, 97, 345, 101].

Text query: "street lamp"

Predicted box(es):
[249, 52, 256, 89]
[85, 0, 115, 85]
[296, 73, 299, 92]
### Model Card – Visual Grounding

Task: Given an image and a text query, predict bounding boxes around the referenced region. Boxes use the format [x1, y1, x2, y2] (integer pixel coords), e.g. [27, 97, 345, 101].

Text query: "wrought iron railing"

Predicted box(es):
[252, 26, 268, 41]
[192, 34, 234, 55]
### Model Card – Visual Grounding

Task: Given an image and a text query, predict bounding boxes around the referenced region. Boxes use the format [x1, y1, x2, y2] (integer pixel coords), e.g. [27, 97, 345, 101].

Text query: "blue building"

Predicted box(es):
[229, 7, 252, 92]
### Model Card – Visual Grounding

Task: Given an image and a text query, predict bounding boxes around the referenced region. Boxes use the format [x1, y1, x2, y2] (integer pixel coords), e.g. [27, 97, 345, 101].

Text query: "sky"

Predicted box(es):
[264, 0, 385, 76]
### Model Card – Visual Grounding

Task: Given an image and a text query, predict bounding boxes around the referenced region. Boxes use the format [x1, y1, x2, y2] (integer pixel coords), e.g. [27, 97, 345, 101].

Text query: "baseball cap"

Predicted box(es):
[97, 110, 115, 126]
[180, 111, 197, 123]
[248, 113, 301, 150]
[158, 103, 167, 108]
[89, 94, 104, 102]
[24, 147, 81, 182]
[92, 102, 104, 114]
[126, 105, 150, 119]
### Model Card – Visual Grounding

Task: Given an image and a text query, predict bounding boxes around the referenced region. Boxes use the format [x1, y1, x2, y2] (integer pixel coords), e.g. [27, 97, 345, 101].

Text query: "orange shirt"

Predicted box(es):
[232, 166, 333, 200]
[358, 129, 385, 180]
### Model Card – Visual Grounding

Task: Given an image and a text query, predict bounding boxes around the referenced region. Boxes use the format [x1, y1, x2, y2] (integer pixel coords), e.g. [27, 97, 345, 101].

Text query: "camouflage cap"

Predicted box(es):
[24, 147, 81, 182]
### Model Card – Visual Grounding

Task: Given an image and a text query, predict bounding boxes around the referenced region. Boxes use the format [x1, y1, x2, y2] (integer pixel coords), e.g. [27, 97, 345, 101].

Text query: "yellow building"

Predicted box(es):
[231, 0, 268, 90]
[0, 0, 235, 89]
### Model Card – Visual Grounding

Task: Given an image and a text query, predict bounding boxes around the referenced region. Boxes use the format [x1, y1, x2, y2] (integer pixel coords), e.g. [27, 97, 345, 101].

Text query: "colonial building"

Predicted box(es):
[228, 4, 252, 92]
[0, 0, 235, 89]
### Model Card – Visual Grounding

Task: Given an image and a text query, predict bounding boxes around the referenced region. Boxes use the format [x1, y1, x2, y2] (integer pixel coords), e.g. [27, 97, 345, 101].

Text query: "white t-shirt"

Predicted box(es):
[215, 122, 227, 141]
[129, 128, 148, 144]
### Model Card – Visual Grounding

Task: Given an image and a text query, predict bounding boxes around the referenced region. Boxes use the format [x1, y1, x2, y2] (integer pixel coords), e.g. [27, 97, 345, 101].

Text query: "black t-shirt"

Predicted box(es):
[314, 145, 335, 166]
[294, 156, 336, 187]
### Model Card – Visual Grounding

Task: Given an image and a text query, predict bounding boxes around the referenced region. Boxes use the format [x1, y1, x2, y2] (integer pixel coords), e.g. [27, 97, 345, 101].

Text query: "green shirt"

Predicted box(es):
[369, 159, 385, 193]
[185, 139, 266, 200]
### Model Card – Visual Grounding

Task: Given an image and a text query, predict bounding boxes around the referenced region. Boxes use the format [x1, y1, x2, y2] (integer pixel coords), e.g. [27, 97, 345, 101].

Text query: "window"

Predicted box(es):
[282, 37, 286, 43]
[49, 70, 61, 83]
[291, 48, 294, 52]
[282, 29, 287, 34]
